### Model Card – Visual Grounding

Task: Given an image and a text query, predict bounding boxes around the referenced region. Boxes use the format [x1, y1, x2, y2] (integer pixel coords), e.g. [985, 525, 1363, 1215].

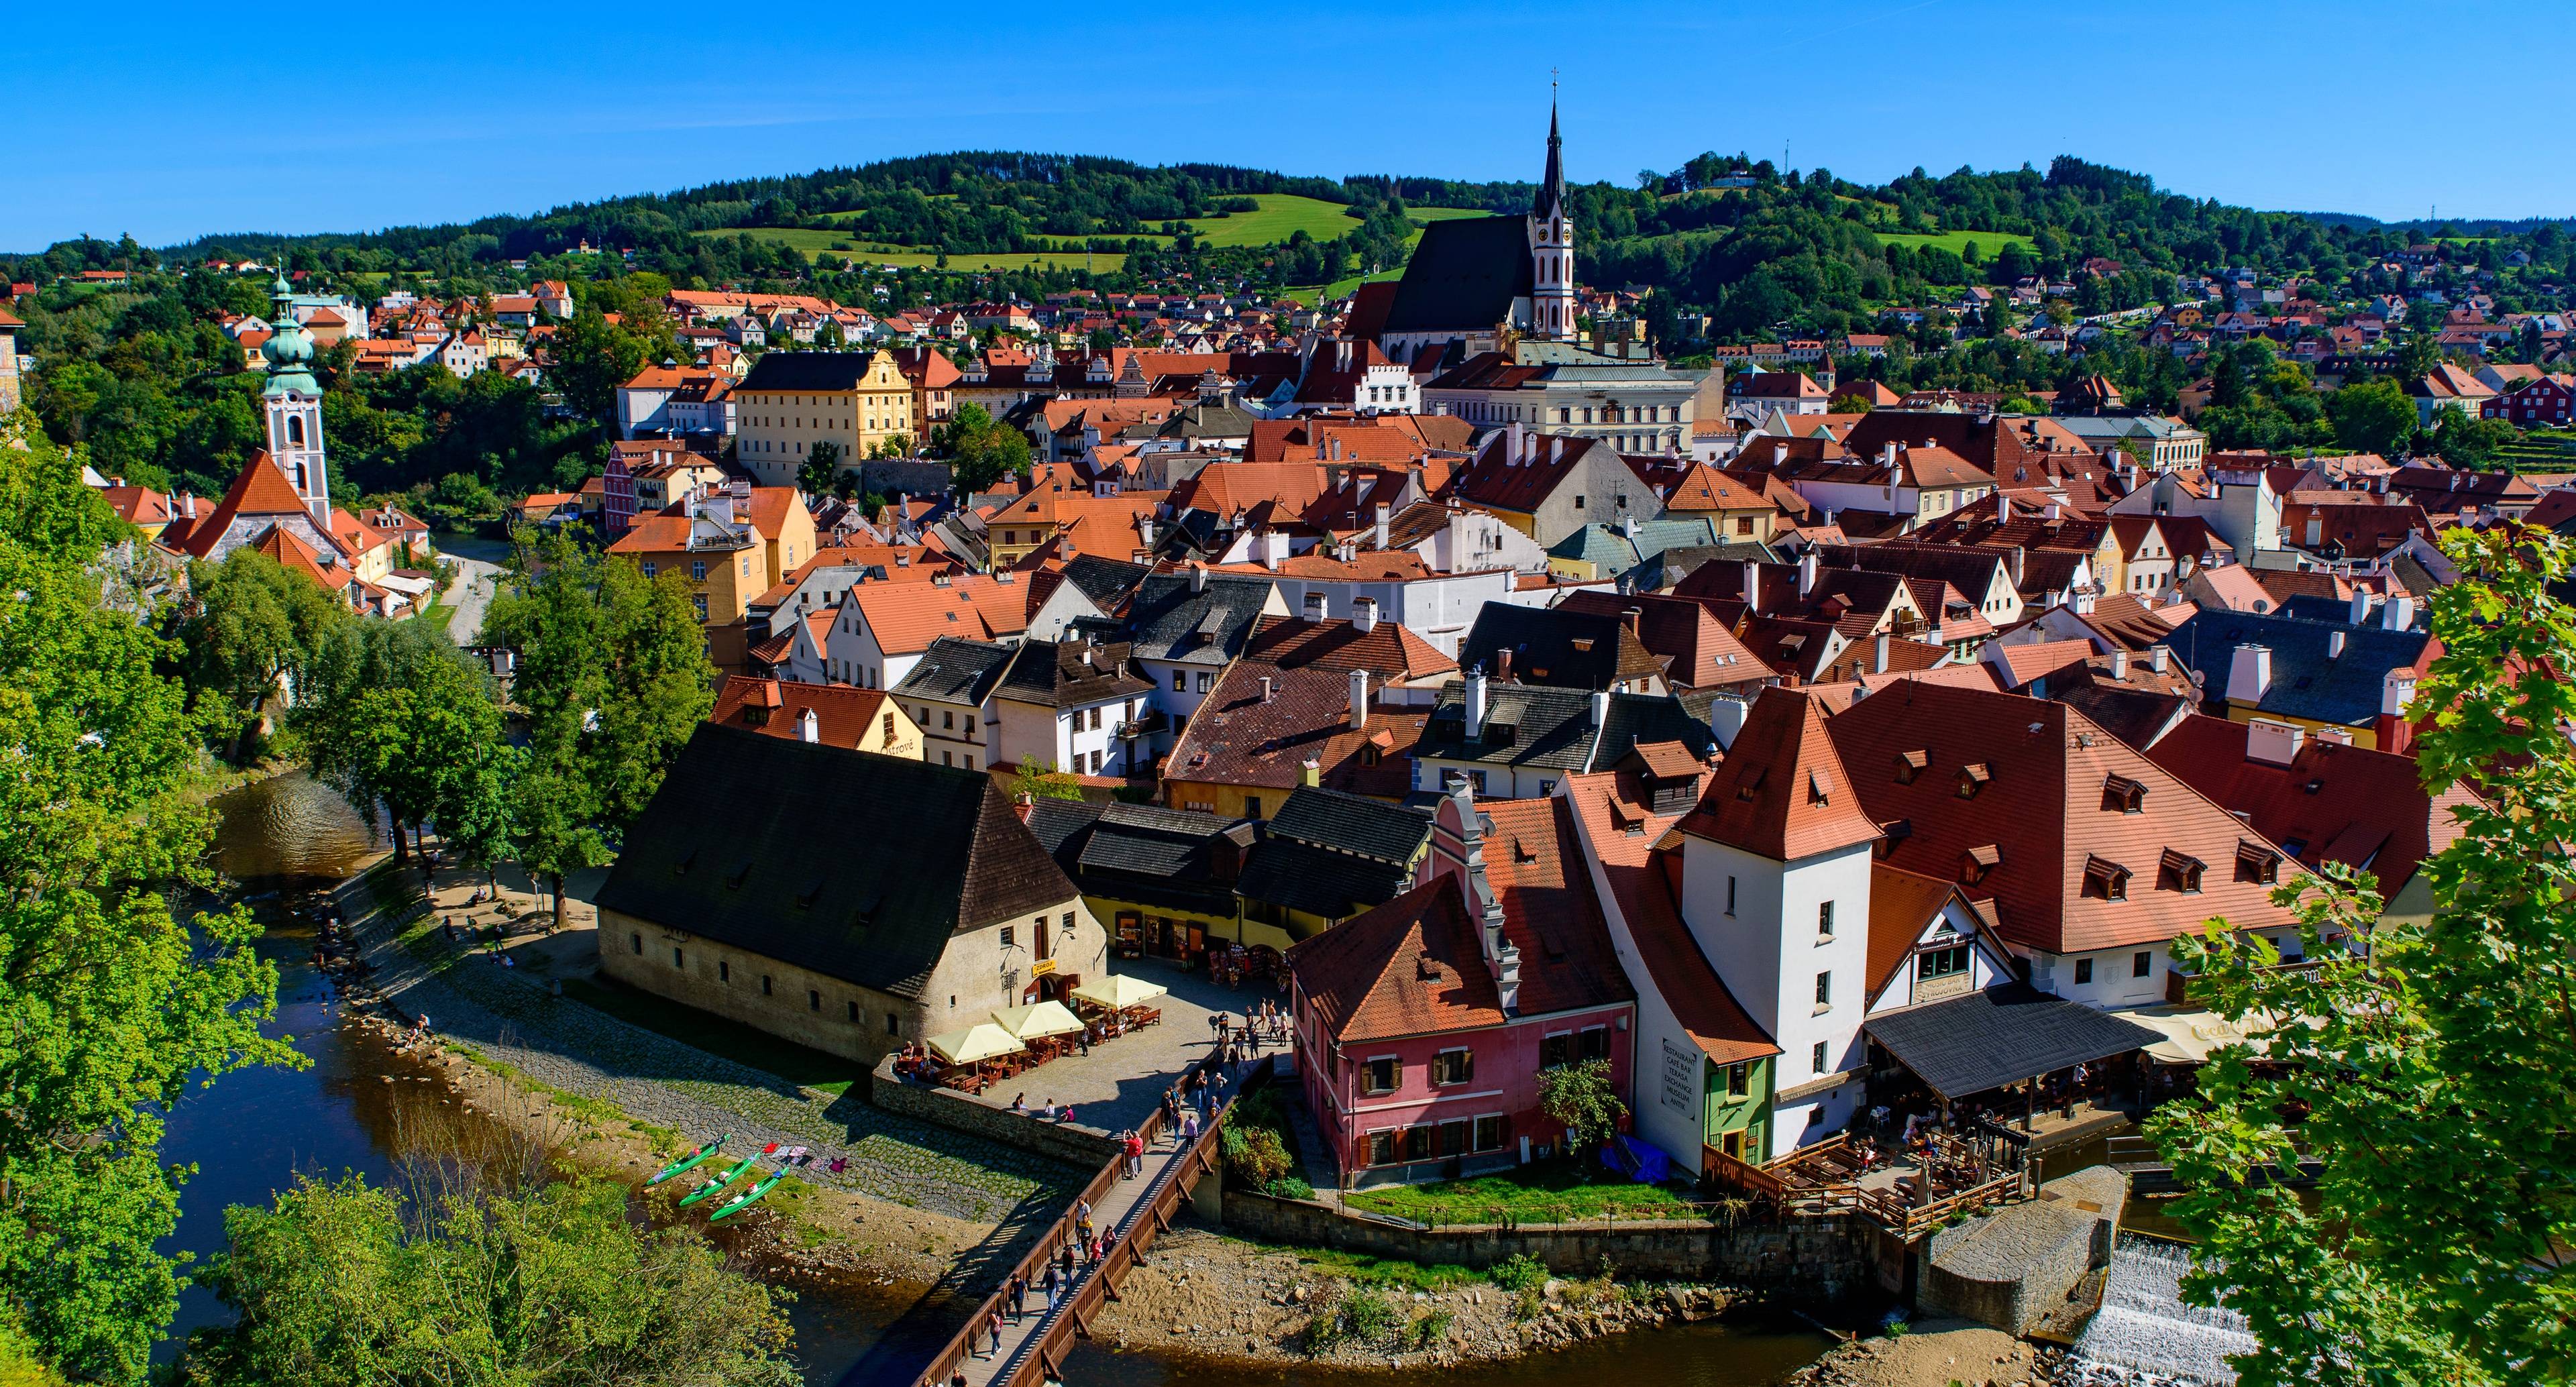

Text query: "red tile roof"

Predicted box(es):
[849, 577, 1030, 655]
[1288, 875, 1506, 1044]
[177, 452, 313, 557]
[708, 676, 895, 748]
[1165, 660, 1426, 799]
[1244, 615, 1457, 683]
[1676, 689, 1881, 861]
[1477, 796, 1635, 1018]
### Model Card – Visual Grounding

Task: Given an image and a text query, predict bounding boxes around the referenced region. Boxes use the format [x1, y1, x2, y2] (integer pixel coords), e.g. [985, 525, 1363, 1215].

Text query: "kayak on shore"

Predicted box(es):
[709, 1150, 806, 1221]
[680, 1144, 776, 1207]
[646, 1133, 732, 1186]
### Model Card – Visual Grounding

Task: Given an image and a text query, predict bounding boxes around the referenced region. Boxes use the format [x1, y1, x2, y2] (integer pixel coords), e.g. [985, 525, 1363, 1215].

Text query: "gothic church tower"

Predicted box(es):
[1527, 99, 1577, 343]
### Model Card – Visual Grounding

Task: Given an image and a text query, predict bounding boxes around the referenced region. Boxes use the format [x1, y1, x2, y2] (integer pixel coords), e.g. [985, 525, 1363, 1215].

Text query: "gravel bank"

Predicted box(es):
[1783, 1320, 2074, 1387]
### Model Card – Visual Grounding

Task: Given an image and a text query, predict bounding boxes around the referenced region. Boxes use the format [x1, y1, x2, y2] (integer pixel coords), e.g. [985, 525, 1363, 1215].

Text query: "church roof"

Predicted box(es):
[1379, 216, 1535, 337]
[178, 451, 314, 558]
[1535, 101, 1568, 223]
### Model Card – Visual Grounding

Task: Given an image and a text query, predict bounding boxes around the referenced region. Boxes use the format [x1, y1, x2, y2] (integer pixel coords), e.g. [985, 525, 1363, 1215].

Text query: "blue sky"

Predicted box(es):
[14, 0, 2571, 251]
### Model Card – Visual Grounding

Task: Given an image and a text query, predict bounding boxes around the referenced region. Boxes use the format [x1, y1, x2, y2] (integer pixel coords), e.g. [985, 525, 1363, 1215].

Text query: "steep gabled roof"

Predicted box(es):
[1675, 688, 1880, 862]
[1478, 795, 1635, 1017]
[708, 676, 893, 747]
[1287, 876, 1506, 1043]
[594, 724, 1073, 999]
[179, 451, 314, 557]
[1378, 216, 1536, 337]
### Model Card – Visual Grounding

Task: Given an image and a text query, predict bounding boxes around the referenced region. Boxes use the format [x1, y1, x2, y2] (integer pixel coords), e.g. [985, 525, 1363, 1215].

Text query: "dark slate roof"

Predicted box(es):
[2165, 608, 2430, 728]
[1864, 985, 2163, 1100]
[736, 350, 887, 392]
[594, 724, 1073, 999]
[890, 636, 1015, 704]
[1267, 785, 1433, 866]
[1023, 797, 1106, 858]
[1122, 573, 1278, 667]
[1059, 553, 1152, 607]
[1379, 215, 1534, 337]
[1417, 686, 1715, 772]
[1028, 799, 1246, 915]
[994, 638, 1155, 709]
[1458, 603, 1662, 692]
[1236, 838, 1417, 922]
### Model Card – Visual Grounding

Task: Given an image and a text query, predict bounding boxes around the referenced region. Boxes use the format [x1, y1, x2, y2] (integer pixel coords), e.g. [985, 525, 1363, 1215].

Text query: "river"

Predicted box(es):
[164, 774, 1829, 1386]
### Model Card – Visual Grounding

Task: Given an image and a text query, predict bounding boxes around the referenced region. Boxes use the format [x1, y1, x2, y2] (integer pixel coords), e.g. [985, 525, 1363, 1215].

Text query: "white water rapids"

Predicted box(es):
[2068, 1238, 2255, 1386]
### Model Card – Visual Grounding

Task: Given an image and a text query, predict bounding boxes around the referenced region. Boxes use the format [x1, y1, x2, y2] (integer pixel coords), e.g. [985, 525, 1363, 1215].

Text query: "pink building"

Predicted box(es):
[1288, 787, 1635, 1186]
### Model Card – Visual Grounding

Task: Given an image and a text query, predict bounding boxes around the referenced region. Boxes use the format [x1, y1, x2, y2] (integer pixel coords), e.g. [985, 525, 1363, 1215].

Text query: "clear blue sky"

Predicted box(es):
[15, 0, 2571, 252]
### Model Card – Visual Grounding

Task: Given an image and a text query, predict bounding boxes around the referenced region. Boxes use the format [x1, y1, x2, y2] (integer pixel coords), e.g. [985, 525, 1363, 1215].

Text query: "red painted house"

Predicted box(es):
[1288, 785, 1636, 1186]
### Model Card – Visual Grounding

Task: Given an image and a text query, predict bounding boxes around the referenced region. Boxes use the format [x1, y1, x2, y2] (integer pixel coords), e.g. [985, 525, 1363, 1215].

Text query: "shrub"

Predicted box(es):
[1264, 1175, 1315, 1201]
[1487, 1253, 1547, 1294]
[1403, 1307, 1454, 1350]
[1340, 1287, 1396, 1342]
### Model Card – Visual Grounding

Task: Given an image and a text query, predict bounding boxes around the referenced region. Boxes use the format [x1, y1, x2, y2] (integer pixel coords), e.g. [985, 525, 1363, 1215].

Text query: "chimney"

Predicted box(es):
[1741, 559, 1761, 604]
[1591, 688, 1611, 726]
[1302, 590, 1327, 623]
[2328, 629, 2347, 659]
[1349, 669, 1371, 730]
[1138, 517, 1155, 548]
[1014, 791, 1034, 823]
[1373, 502, 1390, 550]
[797, 708, 820, 743]
[1998, 494, 2012, 524]
[1258, 675, 1274, 702]
[1621, 606, 1643, 639]
[2348, 588, 2373, 625]
[1507, 419, 1527, 464]
[1191, 563, 1208, 593]
[1880, 442, 1896, 467]
[1798, 549, 1818, 598]
[1353, 596, 1380, 633]
[1618, 514, 1638, 539]
[2245, 718, 2305, 767]
[1259, 530, 1286, 571]
[2072, 586, 2097, 616]
[1496, 648, 1514, 682]
[1465, 669, 1488, 739]
[2227, 643, 2273, 705]
[2381, 594, 2415, 630]
[1874, 630, 1890, 674]
[2382, 671, 2417, 718]
[2106, 647, 2131, 681]
[1300, 757, 1322, 787]
[2149, 645, 2169, 675]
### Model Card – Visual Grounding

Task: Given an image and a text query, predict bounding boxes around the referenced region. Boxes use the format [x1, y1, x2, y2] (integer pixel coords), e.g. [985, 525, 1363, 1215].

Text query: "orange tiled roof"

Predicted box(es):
[847, 577, 1030, 655]
[1675, 688, 1881, 862]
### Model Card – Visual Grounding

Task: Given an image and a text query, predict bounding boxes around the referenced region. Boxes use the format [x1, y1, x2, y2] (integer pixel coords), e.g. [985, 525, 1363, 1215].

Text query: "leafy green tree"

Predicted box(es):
[478, 529, 712, 921]
[0, 420, 299, 1382]
[796, 439, 845, 496]
[1537, 1058, 1626, 1160]
[2431, 406, 2518, 470]
[549, 310, 649, 426]
[2149, 524, 2576, 1387]
[294, 619, 495, 862]
[938, 404, 1032, 492]
[179, 1174, 797, 1387]
[178, 547, 352, 756]
[439, 736, 524, 897]
[2324, 378, 2419, 457]
[1012, 759, 1085, 801]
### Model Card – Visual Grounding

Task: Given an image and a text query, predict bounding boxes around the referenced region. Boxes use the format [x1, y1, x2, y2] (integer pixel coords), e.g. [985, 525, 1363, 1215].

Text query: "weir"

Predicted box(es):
[2068, 1237, 2254, 1386]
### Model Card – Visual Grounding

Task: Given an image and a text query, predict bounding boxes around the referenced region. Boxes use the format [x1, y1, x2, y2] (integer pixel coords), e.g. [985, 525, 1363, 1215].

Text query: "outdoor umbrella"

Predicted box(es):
[993, 1000, 1086, 1040]
[926, 1022, 1027, 1065]
[1069, 975, 1168, 1010]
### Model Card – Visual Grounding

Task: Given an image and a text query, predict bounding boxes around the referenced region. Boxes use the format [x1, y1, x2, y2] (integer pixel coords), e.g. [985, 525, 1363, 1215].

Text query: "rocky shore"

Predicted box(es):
[1090, 1222, 1776, 1370]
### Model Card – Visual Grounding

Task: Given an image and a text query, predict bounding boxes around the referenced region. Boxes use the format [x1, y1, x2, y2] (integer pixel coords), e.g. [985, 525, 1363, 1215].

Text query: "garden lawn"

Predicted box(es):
[1343, 1162, 1703, 1225]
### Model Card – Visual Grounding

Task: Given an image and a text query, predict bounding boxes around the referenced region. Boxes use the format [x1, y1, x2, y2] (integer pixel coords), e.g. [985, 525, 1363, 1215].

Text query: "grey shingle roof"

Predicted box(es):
[1267, 785, 1432, 866]
[1236, 838, 1417, 922]
[1864, 984, 2162, 1100]
[594, 724, 1072, 1001]
[1416, 685, 1717, 772]
[1058, 554, 1151, 607]
[2165, 608, 2429, 728]
[736, 350, 887, 392]
[1122, 573, 1277, 667]
[994, 639, 1154, 709]
[890, 636, 1014, 704]
[1381, 216, 1536, 336]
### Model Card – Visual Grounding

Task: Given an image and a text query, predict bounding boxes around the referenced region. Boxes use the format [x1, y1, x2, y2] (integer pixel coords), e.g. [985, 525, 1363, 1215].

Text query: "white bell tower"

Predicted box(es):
[1528, 87, 1578, 343]
[261, 267, 331, 524]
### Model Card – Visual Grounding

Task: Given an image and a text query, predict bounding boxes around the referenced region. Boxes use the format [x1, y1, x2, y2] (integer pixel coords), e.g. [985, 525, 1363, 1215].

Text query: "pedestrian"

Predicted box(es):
[1126, 1129, 1145, 1176]
[987, 1309, 1004, 1357]
[1009, 1272, 1026, 1321]
[1181, 1109, 1199, 1142]
[1041, 1260, 1059, 1310]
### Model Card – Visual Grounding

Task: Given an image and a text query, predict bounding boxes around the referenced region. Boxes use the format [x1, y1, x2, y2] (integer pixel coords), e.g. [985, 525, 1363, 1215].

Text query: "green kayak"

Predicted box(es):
[677, 1155, 759, 1207]
[708, 1163, 797, 1221]
[646, 1133, 731, 1186]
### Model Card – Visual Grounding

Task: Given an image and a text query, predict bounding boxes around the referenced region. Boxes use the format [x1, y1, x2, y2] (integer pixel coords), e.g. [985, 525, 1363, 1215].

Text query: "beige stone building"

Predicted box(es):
[594, 724, 1106, 1064]
[733, 350, 918, 486]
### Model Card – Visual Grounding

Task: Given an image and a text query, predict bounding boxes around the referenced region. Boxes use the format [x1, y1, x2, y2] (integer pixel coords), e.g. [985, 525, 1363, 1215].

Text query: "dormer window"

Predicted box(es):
[1875, 819, 1911, 859]
[2082, 854, 2131, 901]
[1807, 769, 1833, 806]
[2235, 840, 2282, 885]
[2102, 773, 2147, 814]
[2159, 848, 2204, 894]
[1960, 843, 2000, 885]
[1735, 765, 1767, 803]
[1957, 763, 1990, 799]
[1894, 749, 1928, 784]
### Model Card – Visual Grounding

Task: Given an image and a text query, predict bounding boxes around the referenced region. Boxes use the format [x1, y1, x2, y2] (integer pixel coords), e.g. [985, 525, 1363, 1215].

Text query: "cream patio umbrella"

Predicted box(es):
[1069, 975, 1169, 1011]
[925, 1022, 1027, 1066]
[993, 1000, 1086, 1040]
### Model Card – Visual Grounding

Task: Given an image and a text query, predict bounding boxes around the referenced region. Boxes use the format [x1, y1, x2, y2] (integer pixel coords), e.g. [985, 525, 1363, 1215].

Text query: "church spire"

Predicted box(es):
[1536, 87, 1567, 222]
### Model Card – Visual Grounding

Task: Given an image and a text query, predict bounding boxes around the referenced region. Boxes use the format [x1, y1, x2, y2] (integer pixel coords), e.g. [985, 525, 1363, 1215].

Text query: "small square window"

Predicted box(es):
[886, 1013, 900, 1036]
[1818, 900, 1835, 941]
[2075, 958, 2094, 985]
[2133, 950, 2152, 979]
[847, 1000, 859, 1021]
[1362, 1057, 1401, 1094]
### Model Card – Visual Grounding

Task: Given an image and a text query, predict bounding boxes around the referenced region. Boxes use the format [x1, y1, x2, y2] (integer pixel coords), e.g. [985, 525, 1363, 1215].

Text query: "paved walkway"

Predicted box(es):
[951, 1063, 1248, 1387]
[945, 960, 1289, 1133]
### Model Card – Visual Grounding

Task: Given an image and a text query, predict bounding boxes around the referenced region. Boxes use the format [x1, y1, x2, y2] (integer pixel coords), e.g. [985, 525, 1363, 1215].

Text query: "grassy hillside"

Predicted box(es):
[1874, 229, 2031, 258]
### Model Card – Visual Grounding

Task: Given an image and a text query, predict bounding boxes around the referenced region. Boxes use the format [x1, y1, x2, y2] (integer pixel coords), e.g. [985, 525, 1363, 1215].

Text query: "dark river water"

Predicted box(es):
[167, 775, 1830, 1386]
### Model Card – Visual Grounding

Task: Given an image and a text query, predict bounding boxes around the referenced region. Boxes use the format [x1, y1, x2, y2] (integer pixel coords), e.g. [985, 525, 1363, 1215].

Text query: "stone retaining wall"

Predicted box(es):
[1919, 1166, 2127, 1335]
[1221, 1189, 1876, 1298]
[866, 1055, 1123, 1169]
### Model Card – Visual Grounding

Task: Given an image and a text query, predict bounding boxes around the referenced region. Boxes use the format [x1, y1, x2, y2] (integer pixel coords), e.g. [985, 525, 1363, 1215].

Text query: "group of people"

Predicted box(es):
[1004, 1093, 1080, 1124]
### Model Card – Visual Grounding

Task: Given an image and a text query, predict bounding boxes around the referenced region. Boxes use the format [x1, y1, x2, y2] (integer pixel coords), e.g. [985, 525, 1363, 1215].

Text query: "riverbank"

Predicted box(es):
[328, 855, 1084, 1288]
[1782, 1320, 2070, 1387]
[1086, 1219, 1794, 1371]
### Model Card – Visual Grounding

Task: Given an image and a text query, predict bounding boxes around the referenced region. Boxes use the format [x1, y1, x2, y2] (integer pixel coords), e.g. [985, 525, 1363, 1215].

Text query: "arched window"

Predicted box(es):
[286, 415, 305, 447]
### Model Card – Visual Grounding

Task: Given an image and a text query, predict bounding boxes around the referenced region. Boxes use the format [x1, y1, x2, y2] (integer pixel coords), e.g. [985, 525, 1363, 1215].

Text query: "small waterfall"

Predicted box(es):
[2068, 1238, 2255, 1386]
